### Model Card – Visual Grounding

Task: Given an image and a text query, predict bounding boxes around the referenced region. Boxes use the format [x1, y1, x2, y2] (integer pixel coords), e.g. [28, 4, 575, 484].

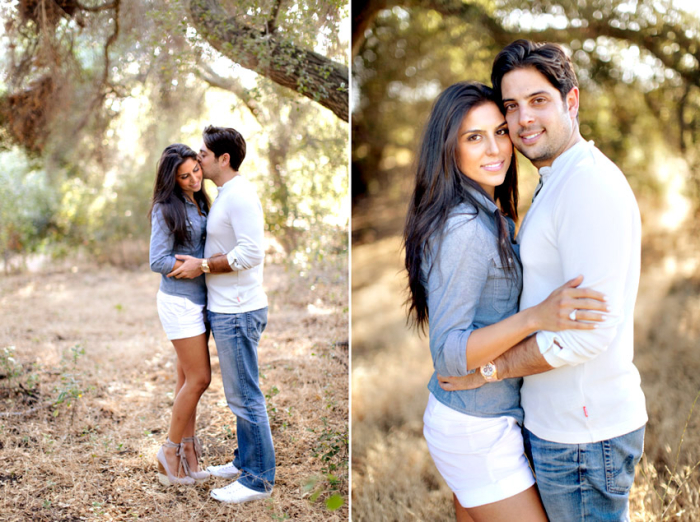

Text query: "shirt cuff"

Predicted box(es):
[226, 250, 242, 270]
[536, 331, 567, 368]
[443, 328, 475, 376]
[152, 257, 177, 275]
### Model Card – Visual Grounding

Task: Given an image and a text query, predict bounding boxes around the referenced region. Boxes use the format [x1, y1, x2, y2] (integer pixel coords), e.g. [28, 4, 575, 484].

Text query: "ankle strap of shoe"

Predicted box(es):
[164, 438, 191, 477]
[164, 438, 180, 449]
[182, 436, 203, 462]
[175, 441, 191, 477]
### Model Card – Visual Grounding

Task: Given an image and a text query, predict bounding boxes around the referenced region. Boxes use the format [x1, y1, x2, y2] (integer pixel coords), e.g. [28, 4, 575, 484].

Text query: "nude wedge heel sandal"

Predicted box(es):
[182, 436, 210, 483]
[156, 438, 195, 486]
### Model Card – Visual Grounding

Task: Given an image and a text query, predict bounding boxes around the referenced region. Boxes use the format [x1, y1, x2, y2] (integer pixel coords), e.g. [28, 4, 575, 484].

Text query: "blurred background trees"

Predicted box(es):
[0, 0, 349, 270]
[352, 0, 700, 238]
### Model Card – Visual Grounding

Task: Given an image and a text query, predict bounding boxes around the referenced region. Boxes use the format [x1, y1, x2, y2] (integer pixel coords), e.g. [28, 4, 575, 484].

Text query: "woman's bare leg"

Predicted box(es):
[175, 331, 211, 472]
[454, 494, 476, 522]
[175, 358, 204, 471]
[176, 357, 199, 441]
[162, 333, 211, 476]
[465, 486, 547, 522]
[174, 358, 185, 406]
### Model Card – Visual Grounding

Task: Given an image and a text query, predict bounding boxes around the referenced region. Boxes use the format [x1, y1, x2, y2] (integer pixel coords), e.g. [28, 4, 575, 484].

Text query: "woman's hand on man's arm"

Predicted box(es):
[437, 370, 486, 391]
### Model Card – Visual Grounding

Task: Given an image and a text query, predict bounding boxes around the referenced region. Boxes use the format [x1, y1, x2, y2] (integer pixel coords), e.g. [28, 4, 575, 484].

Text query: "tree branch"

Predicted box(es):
[353, 0, 700, 87]
[74, 1, 118, 12]
[196, 63, 263, 119]
[101, 0, 120, 86]
[352, 0, 387, 57]
[352, 0, 501, 57]
[498, 23, 700, 86]
[679, 82, 691, 153]
[189, 0, 348, 122]
[71, 0, 119, 141]
[266, 0, 283, 35]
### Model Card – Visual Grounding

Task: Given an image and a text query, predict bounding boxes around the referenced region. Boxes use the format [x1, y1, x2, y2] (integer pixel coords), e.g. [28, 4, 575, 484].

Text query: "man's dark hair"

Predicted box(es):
[491, 40, 579, 103]
[202, 125, 246, 170]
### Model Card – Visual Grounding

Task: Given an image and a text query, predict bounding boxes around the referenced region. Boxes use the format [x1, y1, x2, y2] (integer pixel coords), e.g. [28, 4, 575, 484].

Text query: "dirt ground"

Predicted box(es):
[0, 253, 348, 521]
[352, 185, 700, 521]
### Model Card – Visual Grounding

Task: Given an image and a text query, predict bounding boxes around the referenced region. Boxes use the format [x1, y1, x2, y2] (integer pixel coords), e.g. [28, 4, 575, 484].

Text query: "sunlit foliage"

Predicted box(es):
[0, 0, 349, 269]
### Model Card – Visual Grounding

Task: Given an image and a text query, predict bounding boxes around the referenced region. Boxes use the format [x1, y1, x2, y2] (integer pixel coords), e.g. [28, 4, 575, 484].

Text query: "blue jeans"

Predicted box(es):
[524, 426, 645, 522]
[208, 307, 275, 492]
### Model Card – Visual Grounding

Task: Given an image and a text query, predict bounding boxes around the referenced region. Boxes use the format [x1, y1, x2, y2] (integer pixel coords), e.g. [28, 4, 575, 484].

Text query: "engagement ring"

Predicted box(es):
[569, 310, 577, 321]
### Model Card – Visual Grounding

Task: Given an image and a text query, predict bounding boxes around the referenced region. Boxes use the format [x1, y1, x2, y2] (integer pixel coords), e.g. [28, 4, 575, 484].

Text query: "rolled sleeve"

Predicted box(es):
[538, 311, 624, 367]
[149, 207, 177, 275]
[443, 328, 477, 376]
[428, 214, 490, 377]
[542, 170, 637, 366]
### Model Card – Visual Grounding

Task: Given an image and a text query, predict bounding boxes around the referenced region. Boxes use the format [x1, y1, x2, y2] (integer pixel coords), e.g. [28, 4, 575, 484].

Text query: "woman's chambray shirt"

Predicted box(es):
[149, 200, 207, 306]
[424, 187, 524, 424]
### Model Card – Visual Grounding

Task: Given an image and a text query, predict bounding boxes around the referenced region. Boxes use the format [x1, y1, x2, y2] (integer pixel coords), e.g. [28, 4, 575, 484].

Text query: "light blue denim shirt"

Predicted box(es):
[149, 200, 207, 306]
[424, 186, 524, 423]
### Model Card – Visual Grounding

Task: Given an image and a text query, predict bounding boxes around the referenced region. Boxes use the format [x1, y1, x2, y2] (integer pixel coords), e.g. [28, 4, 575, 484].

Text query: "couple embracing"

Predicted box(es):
[404, 40, 647, 521]
[148, 126, 274, 504]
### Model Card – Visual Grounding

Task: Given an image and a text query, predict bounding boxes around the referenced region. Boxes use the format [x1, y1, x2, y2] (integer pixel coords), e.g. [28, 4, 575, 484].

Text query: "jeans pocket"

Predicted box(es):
[603, 427, 645, 494]
[245, 308, 268, 343]
[209, 312, 241, 341]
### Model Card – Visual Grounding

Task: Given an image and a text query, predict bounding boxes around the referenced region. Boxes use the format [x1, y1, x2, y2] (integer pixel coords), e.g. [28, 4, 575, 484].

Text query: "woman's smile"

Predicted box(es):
[177, 158, 203, 199]
[456, 101, 513, 198]
[481, 160, 506, 172]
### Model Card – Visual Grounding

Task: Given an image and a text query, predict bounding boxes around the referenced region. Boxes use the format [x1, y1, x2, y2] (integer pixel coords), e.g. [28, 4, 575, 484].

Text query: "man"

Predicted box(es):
[439, 40, 647, 521]
[170, 125, 275, 504]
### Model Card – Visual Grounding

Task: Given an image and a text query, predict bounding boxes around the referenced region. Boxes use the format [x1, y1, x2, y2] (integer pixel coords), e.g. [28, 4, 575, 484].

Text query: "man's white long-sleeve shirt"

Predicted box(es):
[204, 175, 268, 314]
[518, 140, 647, 444]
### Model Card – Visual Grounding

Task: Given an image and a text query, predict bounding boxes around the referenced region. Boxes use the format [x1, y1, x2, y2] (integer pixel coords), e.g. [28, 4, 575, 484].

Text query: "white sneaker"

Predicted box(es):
[206, 462, 240, 479]
[210, 481, 272, 503]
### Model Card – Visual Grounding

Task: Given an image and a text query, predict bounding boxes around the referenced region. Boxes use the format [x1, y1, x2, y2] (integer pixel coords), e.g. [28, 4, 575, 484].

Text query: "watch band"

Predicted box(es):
[201, 258, 210, 273]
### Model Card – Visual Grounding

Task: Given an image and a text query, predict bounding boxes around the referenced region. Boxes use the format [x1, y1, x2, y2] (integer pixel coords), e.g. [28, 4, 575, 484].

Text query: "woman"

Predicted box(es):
[403, 82, 608, 521]
[149, 144, 212, 486]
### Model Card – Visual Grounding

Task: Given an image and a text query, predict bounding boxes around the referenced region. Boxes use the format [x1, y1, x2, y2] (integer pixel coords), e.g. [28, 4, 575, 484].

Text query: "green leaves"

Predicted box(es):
[303, 473, 346, 511]
[325, 493, 344, 510]
[52, 344, 90, 420]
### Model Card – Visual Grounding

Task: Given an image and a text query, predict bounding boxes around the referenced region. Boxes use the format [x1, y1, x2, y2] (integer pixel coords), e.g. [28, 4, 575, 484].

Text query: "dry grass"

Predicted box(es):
[0, 253, 348, 521]
[351, 192, 700, 521]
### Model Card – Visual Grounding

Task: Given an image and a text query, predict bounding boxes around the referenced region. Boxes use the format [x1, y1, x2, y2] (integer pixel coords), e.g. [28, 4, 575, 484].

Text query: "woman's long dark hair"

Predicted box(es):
[148, 144, 211, 249]
[404, 81, 519, 333]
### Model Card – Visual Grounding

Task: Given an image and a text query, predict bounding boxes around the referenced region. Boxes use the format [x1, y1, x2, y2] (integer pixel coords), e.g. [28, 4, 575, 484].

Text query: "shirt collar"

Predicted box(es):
[537, 139, 591, 183]
[464, 182, 499, 216]
[217, 174, 241, 192]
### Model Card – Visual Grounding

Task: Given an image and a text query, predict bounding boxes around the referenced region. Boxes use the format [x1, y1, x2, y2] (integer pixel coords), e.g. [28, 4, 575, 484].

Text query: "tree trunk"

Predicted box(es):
[189, 0, 349, 122]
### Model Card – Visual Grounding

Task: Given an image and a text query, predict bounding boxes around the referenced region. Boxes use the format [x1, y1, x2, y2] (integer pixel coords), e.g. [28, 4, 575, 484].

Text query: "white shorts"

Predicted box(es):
[423, 393, 535, 508]
[156, 290, 207, 341]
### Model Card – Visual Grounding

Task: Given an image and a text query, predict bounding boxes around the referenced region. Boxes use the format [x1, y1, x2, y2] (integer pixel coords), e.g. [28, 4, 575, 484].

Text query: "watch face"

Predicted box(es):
[482, 363, 495, 378]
